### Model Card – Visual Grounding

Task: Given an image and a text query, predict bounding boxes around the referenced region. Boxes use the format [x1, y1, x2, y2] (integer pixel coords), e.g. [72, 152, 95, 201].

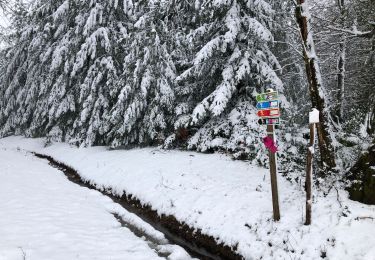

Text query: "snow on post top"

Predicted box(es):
[309, 108, 320, 123]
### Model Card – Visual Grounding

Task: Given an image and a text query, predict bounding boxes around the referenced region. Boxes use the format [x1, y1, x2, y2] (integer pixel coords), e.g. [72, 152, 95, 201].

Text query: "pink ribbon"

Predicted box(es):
[262, 136, 278, 153]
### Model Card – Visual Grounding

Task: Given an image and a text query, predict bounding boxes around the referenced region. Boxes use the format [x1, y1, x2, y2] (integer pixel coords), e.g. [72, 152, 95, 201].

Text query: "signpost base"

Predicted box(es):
[267, 124, 281, 221]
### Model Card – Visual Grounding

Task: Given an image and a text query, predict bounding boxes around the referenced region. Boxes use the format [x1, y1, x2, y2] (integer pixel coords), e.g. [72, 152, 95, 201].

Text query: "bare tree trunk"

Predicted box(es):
[336, 0, 346, 121]
[295, 0, 336, 172]
[369, 99, 375, 136]
[337, 40, 346, 120]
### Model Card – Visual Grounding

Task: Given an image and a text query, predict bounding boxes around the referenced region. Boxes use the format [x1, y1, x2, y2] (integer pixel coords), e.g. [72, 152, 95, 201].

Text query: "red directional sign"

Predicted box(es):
[257, 108, 280, 118]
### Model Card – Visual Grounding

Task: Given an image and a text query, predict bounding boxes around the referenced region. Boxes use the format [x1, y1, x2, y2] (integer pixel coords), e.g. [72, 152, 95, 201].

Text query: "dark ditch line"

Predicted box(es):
[33, 152, 244, 260]
[111, 212, 171, 258]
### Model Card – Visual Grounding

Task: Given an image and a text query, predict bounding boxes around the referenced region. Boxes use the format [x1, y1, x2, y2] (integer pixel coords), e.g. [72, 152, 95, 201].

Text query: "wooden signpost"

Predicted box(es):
[305, 108, 319, 225]
[266, 124, 280, 221]
[256, 89, 281, 221]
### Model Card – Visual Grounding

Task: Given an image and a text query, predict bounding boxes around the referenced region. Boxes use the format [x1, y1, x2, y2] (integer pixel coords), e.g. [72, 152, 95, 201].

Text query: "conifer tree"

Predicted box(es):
[0, 0, 129, 145]
[106, 0, 177, 147]
[173, 0, 283, 160]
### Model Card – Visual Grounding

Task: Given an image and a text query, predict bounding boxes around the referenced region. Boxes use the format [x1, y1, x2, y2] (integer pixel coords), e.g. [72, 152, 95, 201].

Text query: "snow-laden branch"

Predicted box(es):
[327, 25, 375, 39]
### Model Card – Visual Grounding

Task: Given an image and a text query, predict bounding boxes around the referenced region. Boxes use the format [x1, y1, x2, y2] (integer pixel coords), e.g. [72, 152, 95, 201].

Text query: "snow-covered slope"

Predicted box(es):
[1, 136, 374, 259]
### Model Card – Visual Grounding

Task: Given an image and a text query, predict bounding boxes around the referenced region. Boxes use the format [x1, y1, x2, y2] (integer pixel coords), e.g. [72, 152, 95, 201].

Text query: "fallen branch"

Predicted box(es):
[355, 216, 375, 221]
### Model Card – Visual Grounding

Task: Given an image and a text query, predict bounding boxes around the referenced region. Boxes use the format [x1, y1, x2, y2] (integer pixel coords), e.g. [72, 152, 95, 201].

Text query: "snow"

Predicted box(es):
[52, 1, 69, 23]
[309, 108, 320, 123]
[247, 17, 273, 42]
[1, 136, 375, 260]
[0, 145, 193, 260]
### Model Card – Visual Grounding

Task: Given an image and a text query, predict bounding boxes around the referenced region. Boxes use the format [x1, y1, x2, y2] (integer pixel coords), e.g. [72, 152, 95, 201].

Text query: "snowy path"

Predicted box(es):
[0, 148, 192, 260]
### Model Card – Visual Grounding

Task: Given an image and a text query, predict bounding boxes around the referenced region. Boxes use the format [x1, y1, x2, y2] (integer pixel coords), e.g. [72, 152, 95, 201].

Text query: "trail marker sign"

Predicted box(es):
[256, 90, 280, 125]
[258, 118, 280, 125]
[257, 108, 280, 118]
[256, 91, 278, 102]
[256, 100, 279, 109]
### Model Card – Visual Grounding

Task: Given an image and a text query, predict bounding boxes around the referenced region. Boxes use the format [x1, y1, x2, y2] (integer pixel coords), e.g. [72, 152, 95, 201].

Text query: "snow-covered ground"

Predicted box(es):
[1, 136, 375, 260]
[0, 143, 192, 260]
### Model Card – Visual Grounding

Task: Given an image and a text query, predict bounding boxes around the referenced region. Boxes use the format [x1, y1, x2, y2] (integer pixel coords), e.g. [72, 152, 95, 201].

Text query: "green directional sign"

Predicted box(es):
[256, 91, 278, 102]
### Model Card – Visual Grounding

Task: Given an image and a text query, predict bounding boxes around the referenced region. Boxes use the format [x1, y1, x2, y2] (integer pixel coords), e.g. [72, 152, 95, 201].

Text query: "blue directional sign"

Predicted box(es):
[256, 100, 279, 109]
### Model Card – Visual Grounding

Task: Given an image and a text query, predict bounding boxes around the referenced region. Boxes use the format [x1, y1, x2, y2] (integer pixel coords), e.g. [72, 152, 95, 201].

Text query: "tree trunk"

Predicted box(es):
[347, 141, 375, 205]
[336, 40, 346, 121]
[349, 99, 375, 204]
[368, 101, 375, 136]
[336, 0, 346, 121]
[295, 0, 336, 172]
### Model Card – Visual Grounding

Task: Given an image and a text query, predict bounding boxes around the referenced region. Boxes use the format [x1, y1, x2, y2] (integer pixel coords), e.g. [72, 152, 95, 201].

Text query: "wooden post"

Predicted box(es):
[305, 123, 315, 225]
[267, 124, 280, 221]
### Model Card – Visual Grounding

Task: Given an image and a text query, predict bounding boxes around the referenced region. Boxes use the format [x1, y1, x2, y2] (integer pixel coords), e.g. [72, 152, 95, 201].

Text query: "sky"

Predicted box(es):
[0, 0, 33, 49]
[0, 9, 10, 28]
[0, 3, 13, 50]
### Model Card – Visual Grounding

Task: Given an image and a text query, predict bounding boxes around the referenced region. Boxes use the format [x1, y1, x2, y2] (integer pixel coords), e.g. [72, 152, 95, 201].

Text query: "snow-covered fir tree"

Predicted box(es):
[0, 0, 129, 145]
[106, 0, 177, 147]
[171, 0, 284, 162]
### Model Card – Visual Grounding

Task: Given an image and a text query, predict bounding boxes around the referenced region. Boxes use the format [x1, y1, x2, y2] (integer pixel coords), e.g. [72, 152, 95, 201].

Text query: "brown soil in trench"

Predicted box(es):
[33, 152, 244, 260]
